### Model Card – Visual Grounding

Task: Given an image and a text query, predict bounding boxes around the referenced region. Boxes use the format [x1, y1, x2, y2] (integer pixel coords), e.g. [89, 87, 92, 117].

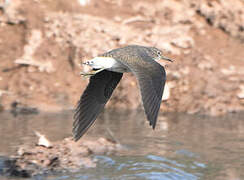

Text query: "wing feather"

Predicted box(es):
[73, 70, 123, 141]
[114, 54, 166, 129]
[135, 62, 166, 128]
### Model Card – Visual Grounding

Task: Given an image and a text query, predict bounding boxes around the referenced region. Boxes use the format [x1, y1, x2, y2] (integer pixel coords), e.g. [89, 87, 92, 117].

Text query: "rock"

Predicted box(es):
[7, 137, 121, 177]
[151, 25, 194, 55]
[171, 36, 194, 49]
[237, 85, 244, 99]
[10, 102, 39, 117]
[221, 66, 236, 75]
[189, 0, 244, 39]
[35, 131, 53, 148]
[77, 0, 90, 6]
[82, 137, 118, 154]
[15, 30, 55, 73]
[0, 0, 26, 24]
[0, 156, 31, 178]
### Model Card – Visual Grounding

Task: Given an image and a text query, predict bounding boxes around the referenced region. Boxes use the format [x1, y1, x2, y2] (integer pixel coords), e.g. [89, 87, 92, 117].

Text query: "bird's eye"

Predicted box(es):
[157, 51, 161, 56]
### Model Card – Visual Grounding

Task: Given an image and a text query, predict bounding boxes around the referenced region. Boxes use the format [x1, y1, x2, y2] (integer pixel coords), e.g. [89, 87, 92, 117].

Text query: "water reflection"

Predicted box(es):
[92, 155, 200, 180]
[0, 110, 244, 179]
[0, 111, 73, 155]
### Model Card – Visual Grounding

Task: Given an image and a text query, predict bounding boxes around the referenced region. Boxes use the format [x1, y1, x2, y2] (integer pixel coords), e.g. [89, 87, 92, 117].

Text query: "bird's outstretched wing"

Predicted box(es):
[134, 61, 166, 128]
[115, 55, 166, 129]
[73, 70, 123, 141]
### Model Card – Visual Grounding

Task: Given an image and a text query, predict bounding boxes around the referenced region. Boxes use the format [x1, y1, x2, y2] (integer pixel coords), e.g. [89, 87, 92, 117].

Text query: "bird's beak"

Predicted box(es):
[161, 55, 173, 62]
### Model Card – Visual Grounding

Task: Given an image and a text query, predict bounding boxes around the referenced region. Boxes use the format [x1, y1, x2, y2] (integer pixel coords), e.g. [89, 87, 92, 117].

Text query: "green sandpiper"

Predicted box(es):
[73, 45, 172, 141]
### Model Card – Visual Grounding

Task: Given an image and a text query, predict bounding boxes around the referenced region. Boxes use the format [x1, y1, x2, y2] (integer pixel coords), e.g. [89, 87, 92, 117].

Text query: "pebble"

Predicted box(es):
[237, 85, 244, 99]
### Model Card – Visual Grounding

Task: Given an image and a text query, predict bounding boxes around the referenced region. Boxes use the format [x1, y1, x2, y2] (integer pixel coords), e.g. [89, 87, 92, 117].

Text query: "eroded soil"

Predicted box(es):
[0, 1, 244, 114]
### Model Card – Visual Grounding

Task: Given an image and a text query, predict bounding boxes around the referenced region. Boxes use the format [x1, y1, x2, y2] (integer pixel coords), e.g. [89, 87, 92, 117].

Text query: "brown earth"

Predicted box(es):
[0, 0, 244, 116]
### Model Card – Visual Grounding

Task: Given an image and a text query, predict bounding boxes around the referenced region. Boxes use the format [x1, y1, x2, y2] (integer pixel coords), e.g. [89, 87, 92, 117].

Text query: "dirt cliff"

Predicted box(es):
[0, 0, 243, 116]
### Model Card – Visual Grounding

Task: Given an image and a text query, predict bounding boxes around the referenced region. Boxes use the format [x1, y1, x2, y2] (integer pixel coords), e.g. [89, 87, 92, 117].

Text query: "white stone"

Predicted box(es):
[78, 0, 90, 6]
[35, 131, 52, 148]
[237, 85, 244, 99]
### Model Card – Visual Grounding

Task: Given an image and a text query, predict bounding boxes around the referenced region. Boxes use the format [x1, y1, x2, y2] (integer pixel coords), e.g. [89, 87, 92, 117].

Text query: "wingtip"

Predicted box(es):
[72, 127, 80, 142]
[149, 121, 156, 130]
[152, 123, 156, 130]
[72, 133, 81, 142]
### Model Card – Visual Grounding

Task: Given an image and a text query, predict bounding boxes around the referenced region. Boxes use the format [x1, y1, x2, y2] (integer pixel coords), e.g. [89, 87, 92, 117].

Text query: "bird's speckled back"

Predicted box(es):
[101, 45, 162, 66]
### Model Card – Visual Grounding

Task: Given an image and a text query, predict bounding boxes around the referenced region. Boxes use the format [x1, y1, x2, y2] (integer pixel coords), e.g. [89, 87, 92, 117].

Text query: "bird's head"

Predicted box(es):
[149, 47, 173, 62]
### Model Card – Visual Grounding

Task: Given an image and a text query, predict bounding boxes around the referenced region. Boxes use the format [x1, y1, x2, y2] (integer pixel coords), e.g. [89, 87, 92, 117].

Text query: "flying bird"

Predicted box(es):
[73, 45, 172, 141]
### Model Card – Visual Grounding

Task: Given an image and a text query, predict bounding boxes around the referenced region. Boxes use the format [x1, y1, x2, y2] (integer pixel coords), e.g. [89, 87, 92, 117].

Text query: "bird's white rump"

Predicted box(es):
[84, 56, 130, 73]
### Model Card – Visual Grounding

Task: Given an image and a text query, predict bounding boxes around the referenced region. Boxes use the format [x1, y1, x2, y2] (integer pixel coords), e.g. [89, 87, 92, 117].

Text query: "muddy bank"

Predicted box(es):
[0, 136, 121, 178]
[0, 0, 243, 116]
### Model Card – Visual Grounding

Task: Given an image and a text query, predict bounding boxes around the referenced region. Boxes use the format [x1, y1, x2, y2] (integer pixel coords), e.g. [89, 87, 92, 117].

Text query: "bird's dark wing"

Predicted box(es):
[134, 61, 166, 128]
[73, 70, 123, 141]
[115, 56, 166, 129]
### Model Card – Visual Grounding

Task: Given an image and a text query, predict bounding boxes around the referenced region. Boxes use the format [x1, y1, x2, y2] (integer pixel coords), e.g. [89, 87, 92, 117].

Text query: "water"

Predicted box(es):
[0, 110, 244, 180]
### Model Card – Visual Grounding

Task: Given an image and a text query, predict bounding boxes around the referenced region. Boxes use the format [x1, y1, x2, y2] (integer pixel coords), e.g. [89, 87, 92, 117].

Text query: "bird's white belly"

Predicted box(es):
[86, 56, 130, 73]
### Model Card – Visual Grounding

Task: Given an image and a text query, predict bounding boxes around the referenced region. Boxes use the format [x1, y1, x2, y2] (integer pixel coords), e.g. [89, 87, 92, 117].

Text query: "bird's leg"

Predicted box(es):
[80, 68, 105, 77]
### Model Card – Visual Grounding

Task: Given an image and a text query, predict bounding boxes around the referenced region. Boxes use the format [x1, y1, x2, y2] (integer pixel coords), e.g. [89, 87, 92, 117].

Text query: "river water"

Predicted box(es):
[0, 110, 244, 180]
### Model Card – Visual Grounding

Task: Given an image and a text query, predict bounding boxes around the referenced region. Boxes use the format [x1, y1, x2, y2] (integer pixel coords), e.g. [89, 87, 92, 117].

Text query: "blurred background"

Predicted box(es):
[0, 0, 243, 115]
[0, 0, 244, 179]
